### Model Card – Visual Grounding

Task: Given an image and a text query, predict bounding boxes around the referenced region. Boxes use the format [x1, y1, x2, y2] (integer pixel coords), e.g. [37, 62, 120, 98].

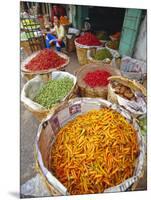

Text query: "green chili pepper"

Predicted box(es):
[34, 77, 73, 109]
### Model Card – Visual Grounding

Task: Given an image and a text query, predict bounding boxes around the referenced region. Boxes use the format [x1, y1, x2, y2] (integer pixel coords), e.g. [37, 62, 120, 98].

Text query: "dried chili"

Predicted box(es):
[76, 32, 101, 46]
[83, 70, 111, 88]
[25, 49, 66, 71]
[50, 108, 139, 195]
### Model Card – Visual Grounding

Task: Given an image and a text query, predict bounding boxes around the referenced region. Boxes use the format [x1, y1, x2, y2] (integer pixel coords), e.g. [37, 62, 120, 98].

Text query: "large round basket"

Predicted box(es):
[21, 71, 77, 122]
[35, 97, 145, 196]
[75, 39, 101, 65]
[21, 50, 70, 81]
[76, 63, 121, 99]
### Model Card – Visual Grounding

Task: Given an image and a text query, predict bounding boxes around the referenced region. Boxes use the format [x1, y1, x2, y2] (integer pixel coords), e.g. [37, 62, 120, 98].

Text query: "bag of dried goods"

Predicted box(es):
[108, 76, 147, 117]
[21, 71, 77, 121]
[35, 97, 145, 195]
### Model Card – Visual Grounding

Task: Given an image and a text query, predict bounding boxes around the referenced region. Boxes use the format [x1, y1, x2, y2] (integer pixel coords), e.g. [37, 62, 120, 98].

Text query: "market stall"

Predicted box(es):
[20, 2, 147, 198]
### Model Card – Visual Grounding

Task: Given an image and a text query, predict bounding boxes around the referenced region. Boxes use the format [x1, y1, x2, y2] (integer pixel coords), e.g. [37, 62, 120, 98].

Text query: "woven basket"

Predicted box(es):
[21, 50, 70, 81]
[107, 76, 147, 104]
[75, 39, 101, 65]
[21, 71, 78, 122]
[76, 63, 121, 99]
[87, 47, 120, 65]
[35, 98, 145, 195]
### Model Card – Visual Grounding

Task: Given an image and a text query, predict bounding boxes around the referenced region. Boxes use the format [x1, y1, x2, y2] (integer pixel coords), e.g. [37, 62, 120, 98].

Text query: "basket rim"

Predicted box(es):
[21, 50, 70, 74]
[74, 38, 102, 49]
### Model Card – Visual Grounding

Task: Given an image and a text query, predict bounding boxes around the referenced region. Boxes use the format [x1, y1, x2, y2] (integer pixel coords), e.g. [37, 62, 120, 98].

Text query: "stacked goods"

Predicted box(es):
[76, 63, 121, 98]
[25, 49, 66, 71]
[34, 77, 73, 109]
[108, 76, 147, 116]
[50, 108, 139, 194]
[75, 33, 102, 65]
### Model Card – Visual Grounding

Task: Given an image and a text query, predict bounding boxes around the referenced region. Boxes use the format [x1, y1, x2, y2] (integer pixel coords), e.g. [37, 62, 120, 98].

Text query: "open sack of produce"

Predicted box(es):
[35, 97, 145, 196]
[21, 71, 77, 121]
[74, 32, 102, 65]
[87, 47, 120, 64]
[108, 76, 147, 117]
[21, 49, 70, 80]
[76, 63, 121, 98]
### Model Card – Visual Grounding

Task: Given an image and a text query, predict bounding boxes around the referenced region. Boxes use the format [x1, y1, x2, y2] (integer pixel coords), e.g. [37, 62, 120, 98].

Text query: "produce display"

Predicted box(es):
[83, 70, 111, 88]
[50, 108, 139, 195]
[106, 40, 119, 50]
[110, 32, 121, 40]
[60, 16, 70, 25]
[111, 81, 135, 100]
[25, 49, 66, 71]
[76, 32, 101, 46]
[21, 19, 40, 29]
[34, 77, 73, 109]
[93, 48, 113, 61]
[138, 116, 147, 136]
[96, 31, 109, 41]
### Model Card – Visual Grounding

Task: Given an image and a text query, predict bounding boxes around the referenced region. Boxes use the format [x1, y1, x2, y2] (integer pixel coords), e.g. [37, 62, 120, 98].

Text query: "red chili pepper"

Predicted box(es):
[83, 70, 111, 88]
[76, 32, 101, 46]
[25, 49, 66, 71]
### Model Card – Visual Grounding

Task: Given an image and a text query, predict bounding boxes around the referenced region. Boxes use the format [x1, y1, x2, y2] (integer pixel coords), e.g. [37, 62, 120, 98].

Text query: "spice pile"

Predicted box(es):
[76, 32, 101, 46]
[34, 77, 73, 109]
[50, 108, 139, 195]
[93, 48, 113, 61]
[83, 70, 111, 88]
[25, 49, 66, 71]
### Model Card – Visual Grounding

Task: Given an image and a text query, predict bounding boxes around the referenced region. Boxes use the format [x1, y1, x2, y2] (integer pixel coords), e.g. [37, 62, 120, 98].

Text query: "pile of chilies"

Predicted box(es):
[76, 32, 101, 46]
[83, 70, 111, 88]
[25, 49, 66, 71]
[50, 108, 139, 195]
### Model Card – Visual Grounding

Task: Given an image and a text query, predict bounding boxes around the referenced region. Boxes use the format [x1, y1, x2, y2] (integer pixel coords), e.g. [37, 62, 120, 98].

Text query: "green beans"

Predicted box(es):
[34, 77, 73, 109]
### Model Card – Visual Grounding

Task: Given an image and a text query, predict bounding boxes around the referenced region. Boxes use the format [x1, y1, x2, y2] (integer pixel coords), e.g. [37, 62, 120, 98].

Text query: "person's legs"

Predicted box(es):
[55, 41, 65, 51]
[45, 33, 57, 48]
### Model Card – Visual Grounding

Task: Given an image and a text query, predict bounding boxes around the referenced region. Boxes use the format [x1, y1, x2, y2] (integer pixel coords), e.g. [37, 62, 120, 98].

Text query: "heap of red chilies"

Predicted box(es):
[83, 70, 111, 88]
[25, 49, 66, 71]
[76, 32, 101, 46]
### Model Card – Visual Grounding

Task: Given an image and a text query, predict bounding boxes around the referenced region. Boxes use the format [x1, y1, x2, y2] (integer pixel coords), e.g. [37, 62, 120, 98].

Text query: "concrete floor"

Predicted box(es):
[20, 51, 147, 193]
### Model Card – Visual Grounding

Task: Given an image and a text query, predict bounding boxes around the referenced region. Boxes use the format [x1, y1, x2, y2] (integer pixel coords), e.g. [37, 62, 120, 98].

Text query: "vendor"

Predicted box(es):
[45, 15, 65, 51]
